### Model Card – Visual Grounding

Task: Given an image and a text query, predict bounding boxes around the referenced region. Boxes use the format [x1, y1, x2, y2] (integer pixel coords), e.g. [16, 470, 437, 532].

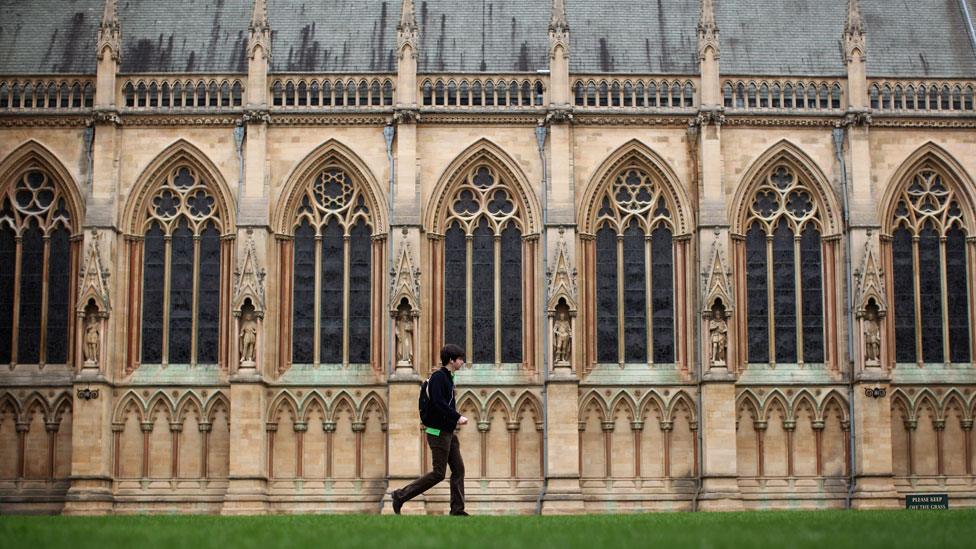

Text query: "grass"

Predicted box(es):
[2, 510, 975, 549]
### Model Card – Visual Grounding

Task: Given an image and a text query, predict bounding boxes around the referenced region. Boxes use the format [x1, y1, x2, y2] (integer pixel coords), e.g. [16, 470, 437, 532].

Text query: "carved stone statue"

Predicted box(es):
[240, 316, 257, 364]
[396, 309, 414, 365]
[709, 315, 728, 365]
[83, 317, 100, 364]
[553, 308, 572, 364]
[864, 307, 881, 366]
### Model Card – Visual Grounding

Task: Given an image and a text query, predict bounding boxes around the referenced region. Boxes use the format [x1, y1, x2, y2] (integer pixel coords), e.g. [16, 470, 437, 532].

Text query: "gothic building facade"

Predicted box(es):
[1, 0, 975, 514]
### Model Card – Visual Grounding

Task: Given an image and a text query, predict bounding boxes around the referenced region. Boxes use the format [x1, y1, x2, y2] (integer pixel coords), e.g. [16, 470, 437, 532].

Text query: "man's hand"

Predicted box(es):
[457, 415, 469, 425]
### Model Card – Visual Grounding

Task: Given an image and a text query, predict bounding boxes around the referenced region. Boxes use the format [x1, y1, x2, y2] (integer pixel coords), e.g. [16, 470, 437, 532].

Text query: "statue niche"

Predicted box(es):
[863, 299, 881, 367]
[239, 299, 258, 367]
[82, 300, 101, 368]
[708, 299, 729, 367]
[395, 299, 415, 367]
[552, 300, 572, 366]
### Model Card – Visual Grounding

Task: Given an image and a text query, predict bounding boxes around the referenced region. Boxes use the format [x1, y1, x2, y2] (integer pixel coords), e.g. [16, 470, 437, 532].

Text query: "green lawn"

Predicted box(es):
[2, 510, 975, 549]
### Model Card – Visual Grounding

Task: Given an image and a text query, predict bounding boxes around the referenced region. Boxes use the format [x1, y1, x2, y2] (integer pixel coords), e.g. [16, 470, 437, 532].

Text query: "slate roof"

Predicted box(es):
[862, 0, 976, 78]
[268, 0, 397, 73]
[417, 0, 550, 73]
[0, 0, 974, 78]
[0, 0, 102, 75]
[119, 0, 250, 74]
[566, 0, 699, 74]
[716, 0, 848, 76]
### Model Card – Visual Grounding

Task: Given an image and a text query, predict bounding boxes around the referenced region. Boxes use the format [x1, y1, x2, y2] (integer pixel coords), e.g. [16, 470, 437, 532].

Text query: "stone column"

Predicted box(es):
[63, 375, 114, 515]
[382, 371, 423, 514]
[697, 374, 741, 510]
[221, 371, 268, 514]
[851, 378, 899, 508]
[541, 373, 584, 514]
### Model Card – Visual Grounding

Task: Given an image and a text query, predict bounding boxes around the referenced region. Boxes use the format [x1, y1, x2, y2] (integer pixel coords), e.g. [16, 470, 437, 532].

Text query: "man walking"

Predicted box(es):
[392, 343, 469, 515]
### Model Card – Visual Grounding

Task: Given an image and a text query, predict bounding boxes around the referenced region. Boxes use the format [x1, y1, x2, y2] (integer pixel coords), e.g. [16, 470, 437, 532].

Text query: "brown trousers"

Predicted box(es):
[395, 431, 465, 513]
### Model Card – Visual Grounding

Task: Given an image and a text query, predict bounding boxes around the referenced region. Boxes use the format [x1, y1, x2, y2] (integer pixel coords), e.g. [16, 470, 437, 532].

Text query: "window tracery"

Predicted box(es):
[0, 168, 73, 365]
[139, 166, 223, 366]
[290, 166, 373, 366]
[443, 165, 523, 365]
[890, 167, 970, 364]
[744, 164, 825, 365]
[593, 166, 675, 365]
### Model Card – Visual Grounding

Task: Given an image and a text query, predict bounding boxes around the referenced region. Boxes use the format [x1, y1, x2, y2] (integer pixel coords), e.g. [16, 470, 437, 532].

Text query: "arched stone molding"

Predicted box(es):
[424, 138, 541, 237]
[576, 140, 696, 376]
[0, 139, 85, 228]
[577, 139, 694, 237]
[638, 392, 667, 424]
[174, 393, 204, 423]
[578, 390, 610, 423]
[120, 140, 237, 374]
[358, 391, 388, 426]
[608, 392, 638, 422]
[112, 391, 146, 425]
[272, 139, 389, 237]
[271, 140, 389, 377]
[423, 139, 542, 373]
[122, 139, 237, 236]
[878, 142, 976, 369]
[729, 140, 843, 373]
[728, 139, 842, 238]
[0, 140, 86, 369]
[879, 142, 976, 237]
[664, 391, 698, 425]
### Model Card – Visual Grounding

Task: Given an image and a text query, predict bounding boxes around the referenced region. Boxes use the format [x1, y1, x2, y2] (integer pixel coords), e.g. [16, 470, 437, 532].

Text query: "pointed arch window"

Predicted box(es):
[0, 167, 75, 365]
[889, 167, 970, 364]
[744, 164, 825, 365]
[593, 166, 675, 365]
[137, 166, 225, 366]
[442, 165, 524, 365]
[289, 166, 373, 366]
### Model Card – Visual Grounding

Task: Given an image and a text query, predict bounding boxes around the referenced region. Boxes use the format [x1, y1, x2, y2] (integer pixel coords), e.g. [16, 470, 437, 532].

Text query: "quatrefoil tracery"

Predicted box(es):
[893, 168, 965, 236]
[446, 165, 521, 234]
[0, 168, 72, 234]
[145, 166, 222, 234]
[294, 166, 372, 233]
[595, 166, 673, 234]
[747, 164, 820, 234]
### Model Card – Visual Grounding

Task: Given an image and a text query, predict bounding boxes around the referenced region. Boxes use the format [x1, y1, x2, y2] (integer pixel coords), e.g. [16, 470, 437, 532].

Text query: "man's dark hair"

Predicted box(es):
[440, 343, 464, 366]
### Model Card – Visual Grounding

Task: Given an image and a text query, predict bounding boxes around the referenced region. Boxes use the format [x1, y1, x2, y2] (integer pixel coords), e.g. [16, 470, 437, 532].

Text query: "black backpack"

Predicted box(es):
[418, 377, 432, 425]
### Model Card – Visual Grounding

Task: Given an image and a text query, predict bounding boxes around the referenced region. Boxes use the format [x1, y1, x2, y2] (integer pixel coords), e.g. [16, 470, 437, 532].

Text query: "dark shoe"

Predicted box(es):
[392, 491, 404, 515]
[449, 511, 470, 516]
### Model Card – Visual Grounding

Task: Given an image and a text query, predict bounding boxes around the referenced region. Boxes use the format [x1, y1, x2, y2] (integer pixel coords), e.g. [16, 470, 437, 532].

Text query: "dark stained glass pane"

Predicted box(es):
[652, 227, 674, 363]
[141, 223, 165, 363]
[622, 222, 646, 362]
[444, 223, 466, 351]
[746, 223, 769, 363]
[197, 223, 220, 363]
[0, 225, 14, 363]
[348, 220, 372, 364]
[892, 227, 916, 362]
[320, 222, 344, 363]
[918, 226, 944, 362]
[292, 221, 315, 363]
[946, 227, 970, 362]
[596, 225, 618, 363]
[168, 220, 194, 364]
[16, 223, 43, 363]
[800, 226, 824, 363]
[772, 220, 797, 363]
[500, 224, 522, 363]
[471, 220, 494, 363]
[45, 225, 71, 363]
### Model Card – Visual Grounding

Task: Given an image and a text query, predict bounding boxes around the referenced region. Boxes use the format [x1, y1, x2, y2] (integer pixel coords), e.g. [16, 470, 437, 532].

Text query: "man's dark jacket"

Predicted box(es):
[424, 367, 461, 432]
